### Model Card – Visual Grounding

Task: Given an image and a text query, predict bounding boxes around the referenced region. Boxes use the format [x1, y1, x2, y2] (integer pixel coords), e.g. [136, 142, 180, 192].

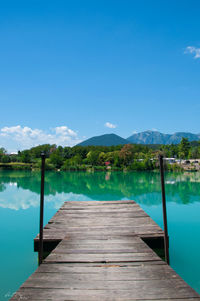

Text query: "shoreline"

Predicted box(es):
[0, 162, 199, 172]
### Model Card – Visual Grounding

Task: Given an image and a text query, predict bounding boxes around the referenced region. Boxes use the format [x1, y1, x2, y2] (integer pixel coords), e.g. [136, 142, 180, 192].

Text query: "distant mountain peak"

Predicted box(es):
[127, 131, 200, 145]
[77, 133, 128, 146]
[77, 131, 200, 147]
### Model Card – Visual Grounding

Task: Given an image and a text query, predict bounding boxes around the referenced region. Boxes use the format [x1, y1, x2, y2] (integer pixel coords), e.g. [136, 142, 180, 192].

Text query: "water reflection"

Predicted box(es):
[1, 170, 200, 297]
[0, 170, 200, 210]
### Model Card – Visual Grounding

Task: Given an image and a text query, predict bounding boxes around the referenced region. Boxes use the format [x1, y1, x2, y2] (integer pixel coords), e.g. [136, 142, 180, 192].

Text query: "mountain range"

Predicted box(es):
[77, 131, 200, 146]
[127, 131, 200, 145]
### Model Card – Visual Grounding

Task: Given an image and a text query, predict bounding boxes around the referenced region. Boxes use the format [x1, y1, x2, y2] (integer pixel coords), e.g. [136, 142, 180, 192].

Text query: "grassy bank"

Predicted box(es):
[0, 163, 32, 170]
[0, 161, 184, 172]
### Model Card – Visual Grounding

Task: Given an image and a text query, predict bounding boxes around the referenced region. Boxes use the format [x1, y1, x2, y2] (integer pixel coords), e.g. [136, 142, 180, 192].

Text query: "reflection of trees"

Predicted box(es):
[0, 183, 6, 192]
[179, 190, 190, 204]
[0, 170, 200, 205]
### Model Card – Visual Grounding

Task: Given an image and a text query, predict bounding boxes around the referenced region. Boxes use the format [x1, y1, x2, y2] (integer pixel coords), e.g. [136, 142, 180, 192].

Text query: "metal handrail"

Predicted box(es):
[39, 153, 46, 265]
[159, 155, 170, 265]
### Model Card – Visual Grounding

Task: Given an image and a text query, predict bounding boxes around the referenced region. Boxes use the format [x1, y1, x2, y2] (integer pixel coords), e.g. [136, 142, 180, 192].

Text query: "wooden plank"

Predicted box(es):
[11, 287, 200, 300]
[10, 200, 200, 301]
[62, 203, 138, 207]
[62, 200, 136, 205]
[22, 265, 182, 281]
[21, 278, 193, 290]
[51, 244, 152, 252]
[44, 224, 162, 230]
[47, 216, 158, 224]
[36, 262, 176, 276]
[44, 252, 161, 263]
[61, 237, 142, 243]
[50, 212, 147, 216]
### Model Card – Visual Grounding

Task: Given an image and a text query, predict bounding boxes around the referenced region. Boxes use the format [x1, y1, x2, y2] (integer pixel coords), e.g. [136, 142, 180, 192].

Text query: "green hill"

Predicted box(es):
[77, 134, 129, 146]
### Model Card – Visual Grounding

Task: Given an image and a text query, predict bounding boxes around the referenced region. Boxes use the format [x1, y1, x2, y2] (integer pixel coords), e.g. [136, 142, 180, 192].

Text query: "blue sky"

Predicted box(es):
[0, 0, 200, 151]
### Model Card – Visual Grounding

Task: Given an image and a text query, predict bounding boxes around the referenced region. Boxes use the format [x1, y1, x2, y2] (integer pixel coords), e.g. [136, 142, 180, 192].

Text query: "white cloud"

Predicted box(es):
[105, 122, 117, 129]
[54, 126, 77, 137]
[0, 185, 93, 211]
[0, 125, 82, 152]
[185, 46, 200, 59]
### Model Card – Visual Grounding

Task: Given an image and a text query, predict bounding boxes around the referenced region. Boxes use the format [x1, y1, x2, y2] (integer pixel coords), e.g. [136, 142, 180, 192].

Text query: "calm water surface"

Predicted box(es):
[0, 170, 200, 300]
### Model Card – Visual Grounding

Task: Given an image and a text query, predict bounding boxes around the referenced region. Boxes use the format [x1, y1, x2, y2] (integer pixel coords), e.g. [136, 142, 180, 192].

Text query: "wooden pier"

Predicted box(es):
[11, 200, 200, 300]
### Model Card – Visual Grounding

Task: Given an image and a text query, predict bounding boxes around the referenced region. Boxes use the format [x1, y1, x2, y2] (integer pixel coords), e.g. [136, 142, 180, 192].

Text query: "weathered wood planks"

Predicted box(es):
[11, 200, 200, 300]
[34, 200, 164, 251]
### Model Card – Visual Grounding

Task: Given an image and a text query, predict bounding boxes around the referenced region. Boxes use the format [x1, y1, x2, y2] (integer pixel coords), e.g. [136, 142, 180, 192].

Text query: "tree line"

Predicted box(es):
[1, 170, 199, 205]
[0, 138, 199, 171]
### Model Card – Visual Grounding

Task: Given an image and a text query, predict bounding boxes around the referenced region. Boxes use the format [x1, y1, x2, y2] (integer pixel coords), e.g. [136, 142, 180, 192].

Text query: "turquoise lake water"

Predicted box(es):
[0, 170, 200, 300]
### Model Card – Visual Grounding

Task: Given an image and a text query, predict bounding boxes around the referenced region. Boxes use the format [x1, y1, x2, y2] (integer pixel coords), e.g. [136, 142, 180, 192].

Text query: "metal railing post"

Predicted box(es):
[159, 155, 170, 265]
[39, 152, 46, 265]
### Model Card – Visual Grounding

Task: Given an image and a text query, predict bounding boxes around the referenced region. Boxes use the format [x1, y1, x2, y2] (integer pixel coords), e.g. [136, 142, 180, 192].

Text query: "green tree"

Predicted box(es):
[104, 152, 116, 164]
[98, 152, 106, 165]
[87, 150, 100, 165]
[20, 150, 31, 163]
[1, 155, 10, 163]
[119, 144, 134, 166]
[29, 144, 56, 158]
[0, 147, 6, 154]
[70, 154, 82, 165]
[0, 147, 7, 162]
[49, 153, 63, 168]
[112, 151, 121, 167]
[189, 146, 200, 159]
[178, 138, 191, 159]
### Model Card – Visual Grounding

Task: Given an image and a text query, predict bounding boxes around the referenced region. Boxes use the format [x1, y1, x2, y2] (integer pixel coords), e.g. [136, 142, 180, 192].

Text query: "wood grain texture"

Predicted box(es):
[11, 200, 200, 300]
